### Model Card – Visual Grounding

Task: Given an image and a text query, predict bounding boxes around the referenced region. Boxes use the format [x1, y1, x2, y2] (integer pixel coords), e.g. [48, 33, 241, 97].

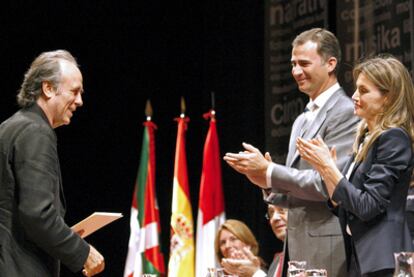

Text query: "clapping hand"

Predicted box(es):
[296, 136, 342, 198]
[221, 247, 261, 277]
[224, 143, 272, 188]
[296, 136, 337, 172]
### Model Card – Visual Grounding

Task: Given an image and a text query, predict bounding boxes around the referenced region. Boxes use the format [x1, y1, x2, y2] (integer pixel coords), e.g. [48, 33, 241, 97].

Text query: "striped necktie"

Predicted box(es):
[300, 103, 317, 137]
[274, 252, 284, 277]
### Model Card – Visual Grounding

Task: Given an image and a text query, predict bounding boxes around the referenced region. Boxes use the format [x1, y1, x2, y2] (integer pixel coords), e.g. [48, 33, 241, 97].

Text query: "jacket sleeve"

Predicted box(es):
[14, 124, 90, 272]
[332, 128, 412, 221]
[270, 103, 358, 201]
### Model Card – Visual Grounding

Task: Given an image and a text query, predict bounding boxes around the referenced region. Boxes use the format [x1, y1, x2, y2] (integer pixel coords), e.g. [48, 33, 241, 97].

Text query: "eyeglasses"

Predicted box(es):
[265, 209, 287, 220]
[265, 211, 276, 220]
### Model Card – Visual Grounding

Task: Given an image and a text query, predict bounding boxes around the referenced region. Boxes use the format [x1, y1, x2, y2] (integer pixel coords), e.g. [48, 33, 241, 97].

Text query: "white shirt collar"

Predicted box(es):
[307, 83, 340, 110]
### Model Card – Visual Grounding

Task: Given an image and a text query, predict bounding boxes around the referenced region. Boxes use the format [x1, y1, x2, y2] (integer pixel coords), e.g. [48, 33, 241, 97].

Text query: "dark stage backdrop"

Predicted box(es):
[0, 2, 274, 276]
[7, 2, 411, 276]
[336, 0, 414, 94]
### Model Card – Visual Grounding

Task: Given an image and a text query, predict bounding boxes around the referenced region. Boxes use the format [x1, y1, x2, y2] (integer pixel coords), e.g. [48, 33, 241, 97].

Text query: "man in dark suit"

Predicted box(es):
[0, 50, 105, 276]
[264, 203, 287, 277]
[224, 28, 359, 276]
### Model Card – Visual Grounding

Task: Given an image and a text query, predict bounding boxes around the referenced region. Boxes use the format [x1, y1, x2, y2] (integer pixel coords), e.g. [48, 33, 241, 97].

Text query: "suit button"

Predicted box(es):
[348, 214, 354, 220]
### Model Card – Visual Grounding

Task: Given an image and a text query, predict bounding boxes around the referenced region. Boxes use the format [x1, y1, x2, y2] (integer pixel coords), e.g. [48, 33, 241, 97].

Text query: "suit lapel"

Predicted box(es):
[301, 111, 326, 140]
[286, 114, 307, 166]
[29, 104, 67, 214]
[288, 89, 344, 166]
[57, 158, 67, 214]
[348, 161, 362, 181]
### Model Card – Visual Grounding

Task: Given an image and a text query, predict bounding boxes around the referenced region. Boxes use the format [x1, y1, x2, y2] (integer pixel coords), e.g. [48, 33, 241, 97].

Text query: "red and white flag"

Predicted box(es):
[195, 110, 226, 277]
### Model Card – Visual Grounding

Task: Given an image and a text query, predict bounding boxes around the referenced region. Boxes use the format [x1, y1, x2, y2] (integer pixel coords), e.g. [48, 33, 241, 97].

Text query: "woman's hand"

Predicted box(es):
[221, 247, 261, 277]
[296, 137, 343, 198]
[296, 137, 336, 171]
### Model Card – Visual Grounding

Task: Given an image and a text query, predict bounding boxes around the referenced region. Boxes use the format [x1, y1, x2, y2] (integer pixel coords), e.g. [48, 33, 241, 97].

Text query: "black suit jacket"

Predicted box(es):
[0, 104, 89, 276]
[332, 127, 414, 275]
[406, 187, 414, 245]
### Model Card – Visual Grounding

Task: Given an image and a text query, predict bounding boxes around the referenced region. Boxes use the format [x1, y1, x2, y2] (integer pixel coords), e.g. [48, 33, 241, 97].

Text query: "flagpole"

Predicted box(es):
[209, 91, 216, 121]
[180, 96, 186, 118]
[210, 91, 215, 112]
[145, 99, 153, 121]
[169, 97, 194, 277]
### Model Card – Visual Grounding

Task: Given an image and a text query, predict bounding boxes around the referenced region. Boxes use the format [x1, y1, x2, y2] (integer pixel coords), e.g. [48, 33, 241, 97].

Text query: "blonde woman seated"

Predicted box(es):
[215, 219, 266, 277]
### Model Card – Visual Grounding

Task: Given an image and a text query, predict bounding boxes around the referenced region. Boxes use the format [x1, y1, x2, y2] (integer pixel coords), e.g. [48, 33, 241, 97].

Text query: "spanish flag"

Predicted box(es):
[168, 114, 195, 277]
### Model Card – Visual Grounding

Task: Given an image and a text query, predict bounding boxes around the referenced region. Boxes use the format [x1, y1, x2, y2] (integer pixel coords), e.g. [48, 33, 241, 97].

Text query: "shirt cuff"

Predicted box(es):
[266, 163, 275, 189]
[252, 269, 267, 277]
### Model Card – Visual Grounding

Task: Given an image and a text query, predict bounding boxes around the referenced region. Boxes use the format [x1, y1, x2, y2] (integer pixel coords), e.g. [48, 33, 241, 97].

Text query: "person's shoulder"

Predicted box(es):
[374, 128, 412, 155]
[375, 128, 413, 164]
[1, 108, 53, 138]
[336, 89, 354, 106]
[379, 127, 410, 142]
[327, 90, 355, 117]
[325, 87, 353, 109]
[0, 110, 29, 131]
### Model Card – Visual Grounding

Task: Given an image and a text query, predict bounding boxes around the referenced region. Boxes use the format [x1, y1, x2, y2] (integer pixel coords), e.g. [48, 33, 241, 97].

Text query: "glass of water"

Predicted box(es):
[394, 252, 414, 277]
[305, 269, 328, 277]
[288, 260, 307, 277]
[206, 267, 225, 277]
